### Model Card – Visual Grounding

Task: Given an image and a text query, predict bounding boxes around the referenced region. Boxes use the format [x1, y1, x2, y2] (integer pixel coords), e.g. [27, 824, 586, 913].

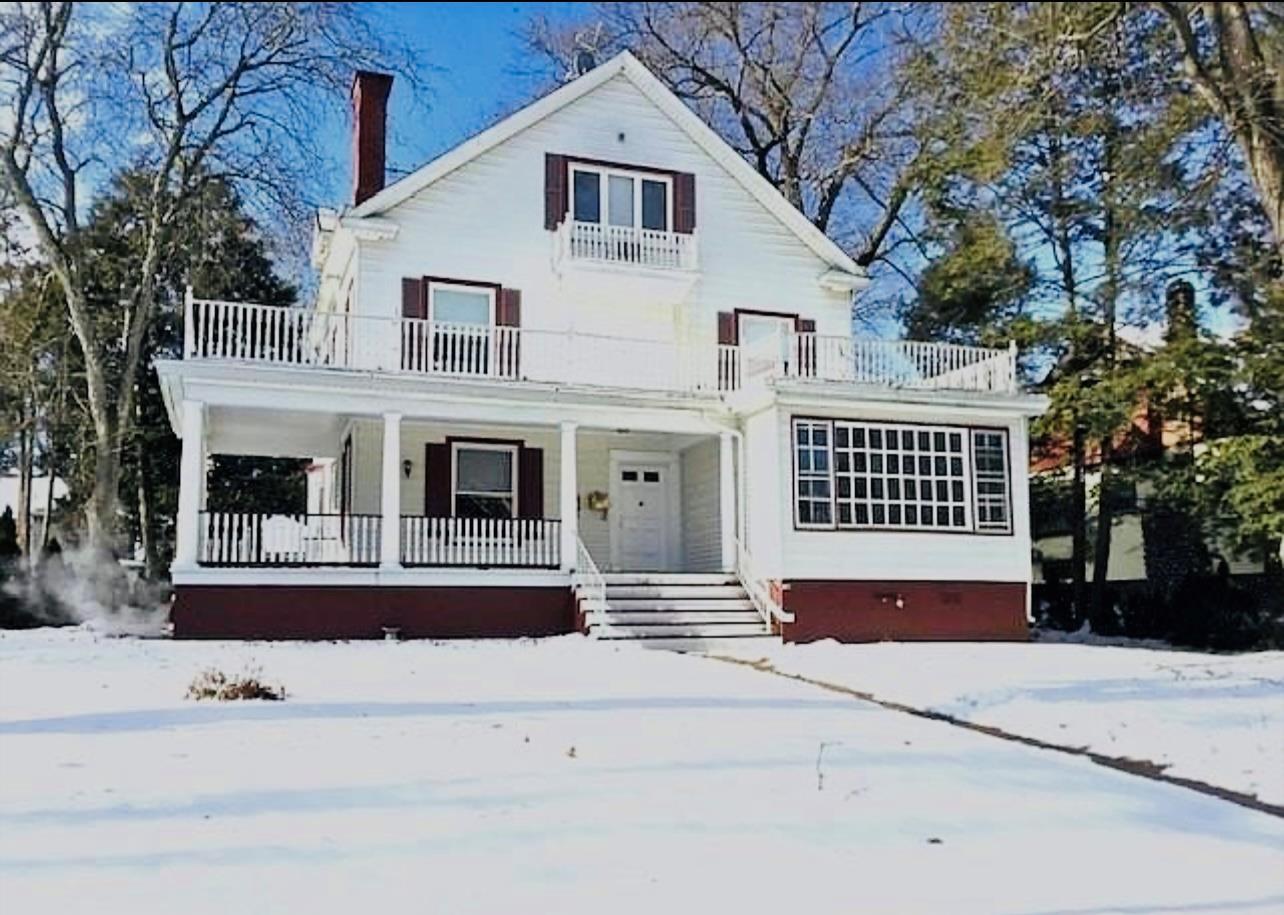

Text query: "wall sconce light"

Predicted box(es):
[402, 458, 413, 479]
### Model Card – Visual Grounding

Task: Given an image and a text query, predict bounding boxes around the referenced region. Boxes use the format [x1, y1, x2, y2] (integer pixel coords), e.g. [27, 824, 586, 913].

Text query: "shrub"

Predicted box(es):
[186, 666, 286, 701]
[1167, 573, 1264, 651]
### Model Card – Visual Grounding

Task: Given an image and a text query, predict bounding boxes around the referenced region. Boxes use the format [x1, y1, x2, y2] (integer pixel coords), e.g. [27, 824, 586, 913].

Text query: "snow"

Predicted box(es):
[763, 640, 1284, 806]
[1, 628, 1282, 914]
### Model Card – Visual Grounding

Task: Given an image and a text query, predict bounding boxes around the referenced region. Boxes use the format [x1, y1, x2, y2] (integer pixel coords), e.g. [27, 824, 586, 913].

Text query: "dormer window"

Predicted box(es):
[570, 163, 672, 232]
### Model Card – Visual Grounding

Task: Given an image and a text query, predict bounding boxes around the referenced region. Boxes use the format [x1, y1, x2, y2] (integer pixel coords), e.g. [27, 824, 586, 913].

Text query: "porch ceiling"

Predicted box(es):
[206, 406, 346, 458]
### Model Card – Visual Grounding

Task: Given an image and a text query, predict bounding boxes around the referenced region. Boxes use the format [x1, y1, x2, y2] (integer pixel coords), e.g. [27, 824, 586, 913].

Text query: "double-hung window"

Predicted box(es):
[452, 443, 517, 519]
[570, 163, 672, 232]
[971, 430, 1011, 532]
[793, 418, 1011, 534]
[428, 282, 494, 375]
[794, 420, 834, 527]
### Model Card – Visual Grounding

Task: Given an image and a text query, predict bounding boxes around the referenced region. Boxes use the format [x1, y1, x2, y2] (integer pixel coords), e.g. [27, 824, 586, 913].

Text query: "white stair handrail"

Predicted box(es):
[735, 537, 793, 627]
[572, 536, 608, 630]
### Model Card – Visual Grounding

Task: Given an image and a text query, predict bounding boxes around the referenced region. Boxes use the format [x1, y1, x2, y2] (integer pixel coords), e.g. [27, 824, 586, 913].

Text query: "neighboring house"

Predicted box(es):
[0, 473, 68, 552]
[156, 52, 1047, 647]
[1031, 384, 1267, 590]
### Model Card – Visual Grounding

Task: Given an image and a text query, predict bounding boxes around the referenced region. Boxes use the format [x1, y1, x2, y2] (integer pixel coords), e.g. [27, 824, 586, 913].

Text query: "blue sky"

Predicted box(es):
[311, 2, 583, 207]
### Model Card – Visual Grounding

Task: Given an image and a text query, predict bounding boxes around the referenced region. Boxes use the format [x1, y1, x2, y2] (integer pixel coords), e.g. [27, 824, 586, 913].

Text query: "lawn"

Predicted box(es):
[760, 638, 1284, 807]
[1, 629, 1282, 914]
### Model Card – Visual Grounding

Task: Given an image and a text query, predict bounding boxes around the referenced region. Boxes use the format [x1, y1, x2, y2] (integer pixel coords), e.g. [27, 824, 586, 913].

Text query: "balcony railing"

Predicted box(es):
[184, 295, 1018, 395]
[197, 512, 563, 568]
[777, 335, 1017, 395]
[401, 516, 561, 568]
[198, 512, 380, 566]
[557, 220, 698, 271]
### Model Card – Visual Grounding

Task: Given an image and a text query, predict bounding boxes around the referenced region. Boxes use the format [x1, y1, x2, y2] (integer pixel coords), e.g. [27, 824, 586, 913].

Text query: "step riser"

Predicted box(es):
[598, 612, 764, 625]
[601, 574, 737, 586]
[605, 586, 747, 600]
[596, 623, 771, 639]
[604, 598, 755, 612]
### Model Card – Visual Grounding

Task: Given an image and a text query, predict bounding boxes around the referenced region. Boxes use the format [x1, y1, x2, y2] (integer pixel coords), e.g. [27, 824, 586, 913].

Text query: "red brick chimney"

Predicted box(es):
[351, 70, 394, 206]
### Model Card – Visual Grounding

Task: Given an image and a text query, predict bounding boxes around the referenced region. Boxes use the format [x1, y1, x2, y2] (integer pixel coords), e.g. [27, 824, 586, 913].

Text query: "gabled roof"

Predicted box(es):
[350, 50, 864, 279]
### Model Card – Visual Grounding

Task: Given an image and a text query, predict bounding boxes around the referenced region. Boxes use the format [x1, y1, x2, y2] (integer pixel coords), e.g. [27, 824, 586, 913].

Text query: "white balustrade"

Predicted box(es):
[400, 516, 561, 568]
[560, 220, 697, 270]
[184, 297, 1019, 396]
[199, 512, 381, 566]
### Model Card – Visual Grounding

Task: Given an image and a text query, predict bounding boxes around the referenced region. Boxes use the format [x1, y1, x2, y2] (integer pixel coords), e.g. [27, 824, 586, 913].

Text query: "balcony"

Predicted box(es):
[182, 295, 1018, 396]
[556, 220, 698, 271]
[553, 220, 698, 305]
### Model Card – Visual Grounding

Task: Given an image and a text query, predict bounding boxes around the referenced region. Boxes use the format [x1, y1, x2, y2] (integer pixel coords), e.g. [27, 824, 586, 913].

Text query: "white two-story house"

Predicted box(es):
[157, 52, 1047, 648]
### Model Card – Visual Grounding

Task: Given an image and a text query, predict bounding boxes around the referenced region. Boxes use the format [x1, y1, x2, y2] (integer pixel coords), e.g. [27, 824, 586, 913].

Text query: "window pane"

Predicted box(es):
[456, 448, 512, 493]
[608, 174, 635, 226]
[641, 179, 667, 230]
[433, 288, 490, 325]
[573, 170, 600, 222]
[457, 494, 513, 519]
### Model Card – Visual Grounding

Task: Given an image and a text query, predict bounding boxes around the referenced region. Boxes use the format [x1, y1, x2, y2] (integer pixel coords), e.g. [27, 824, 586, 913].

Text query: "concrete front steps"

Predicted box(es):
[583, 573, 777, 653]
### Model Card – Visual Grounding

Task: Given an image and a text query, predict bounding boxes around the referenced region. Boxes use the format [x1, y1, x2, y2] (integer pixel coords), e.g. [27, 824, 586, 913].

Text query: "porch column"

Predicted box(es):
[559, 421, 578, 571]
[174, 400, 206, 569]
[719, 430, 737, 573]
[380, 411, 402, 569]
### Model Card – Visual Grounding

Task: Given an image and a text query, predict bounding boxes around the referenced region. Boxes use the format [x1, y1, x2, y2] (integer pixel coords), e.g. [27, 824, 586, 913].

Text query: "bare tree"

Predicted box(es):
[1151, 2, 1284, 253]
[0, 2, 413, 555]
[523, 2, 928, 273]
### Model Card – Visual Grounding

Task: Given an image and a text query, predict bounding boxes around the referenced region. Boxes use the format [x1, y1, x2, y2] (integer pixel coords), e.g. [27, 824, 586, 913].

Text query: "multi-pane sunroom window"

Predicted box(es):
[793, 419, 1011, 534]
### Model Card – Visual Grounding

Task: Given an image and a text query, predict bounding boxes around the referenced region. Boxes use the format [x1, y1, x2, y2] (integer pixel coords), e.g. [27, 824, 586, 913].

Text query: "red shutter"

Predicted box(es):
[545, 154, 568, 230]
[673, 172, 696, 233]
[401, 278, 426, 318]
[518, 446, 544, 518]
[497, 288, 522, 326]
[424, 442, 452, 516]
[717, 311, 738, 345]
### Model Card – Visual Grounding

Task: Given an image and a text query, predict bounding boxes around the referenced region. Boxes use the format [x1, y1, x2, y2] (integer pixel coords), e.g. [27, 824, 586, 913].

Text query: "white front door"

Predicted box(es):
[614, 463, 670, 570]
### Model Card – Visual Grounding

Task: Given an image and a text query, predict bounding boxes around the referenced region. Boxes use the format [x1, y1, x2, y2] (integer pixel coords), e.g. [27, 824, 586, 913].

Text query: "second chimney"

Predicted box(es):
[352, 70, 394, 206]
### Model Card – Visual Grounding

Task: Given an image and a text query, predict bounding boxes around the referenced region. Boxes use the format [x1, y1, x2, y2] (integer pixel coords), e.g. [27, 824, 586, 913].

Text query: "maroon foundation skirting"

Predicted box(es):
[172, 585, 575, 640]
[780, 580, 1028, 643]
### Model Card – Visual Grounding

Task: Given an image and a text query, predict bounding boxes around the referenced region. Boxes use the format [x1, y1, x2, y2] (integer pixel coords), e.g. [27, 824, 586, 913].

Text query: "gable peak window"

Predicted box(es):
[570, 163, 671, 232]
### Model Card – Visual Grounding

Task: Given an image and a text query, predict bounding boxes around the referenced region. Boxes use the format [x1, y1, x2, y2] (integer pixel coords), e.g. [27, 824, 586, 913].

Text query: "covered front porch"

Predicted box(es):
[172, 403, 740, 580]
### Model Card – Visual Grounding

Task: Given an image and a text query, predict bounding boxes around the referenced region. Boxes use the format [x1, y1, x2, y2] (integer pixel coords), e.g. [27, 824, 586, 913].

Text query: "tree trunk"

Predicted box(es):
[1090, 440, 1115, 622]
[87, 421, 122, 557]
[134, 400, 160, 579]
[41, 448, 56, 553]
[1072, 422, 1088, 623]
[16, 408, 33, 566]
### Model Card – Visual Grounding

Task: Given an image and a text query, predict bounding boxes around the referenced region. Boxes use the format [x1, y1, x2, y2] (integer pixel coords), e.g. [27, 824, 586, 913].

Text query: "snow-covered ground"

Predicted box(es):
[762, 640, 1284, 807]
[1, 629, 1282, 915]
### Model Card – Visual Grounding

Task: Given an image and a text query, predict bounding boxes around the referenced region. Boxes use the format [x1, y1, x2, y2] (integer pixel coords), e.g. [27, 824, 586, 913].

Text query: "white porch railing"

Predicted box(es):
[199, 512, 381, 566]
[572, 536, 608, 630]
[558, 220, 697, 271]
[781, 335, 1017, 394]
[184, 293, 1019, 396]
[734, 537, 793, 628]
[400, 516, 561, 568]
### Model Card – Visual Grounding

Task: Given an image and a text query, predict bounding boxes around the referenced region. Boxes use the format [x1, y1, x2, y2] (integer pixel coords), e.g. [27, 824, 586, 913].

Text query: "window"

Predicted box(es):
[570, 163, 671, 231]
[794, 420, 834, 527]
[429, 283, 493, 326]
[971, 430, 1011, 533]
[739, 314, 794, 375]
[793, 419, 1011, 534]
[453, 444, 517, 519]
